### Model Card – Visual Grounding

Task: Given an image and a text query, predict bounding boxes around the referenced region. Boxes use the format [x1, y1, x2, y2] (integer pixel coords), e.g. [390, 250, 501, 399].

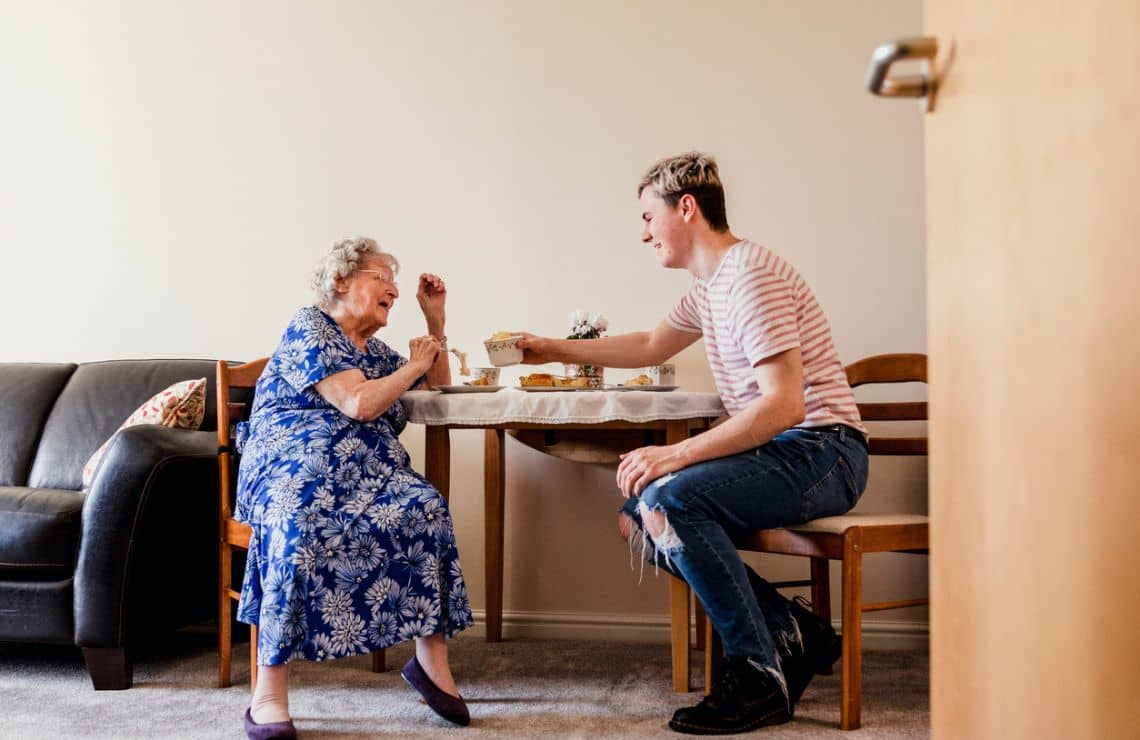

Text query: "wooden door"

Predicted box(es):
[925, 2, 1140, 737]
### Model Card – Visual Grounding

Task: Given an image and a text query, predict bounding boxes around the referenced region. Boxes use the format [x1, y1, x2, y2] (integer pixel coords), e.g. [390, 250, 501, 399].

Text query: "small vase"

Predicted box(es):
[563, 363, 605, 388]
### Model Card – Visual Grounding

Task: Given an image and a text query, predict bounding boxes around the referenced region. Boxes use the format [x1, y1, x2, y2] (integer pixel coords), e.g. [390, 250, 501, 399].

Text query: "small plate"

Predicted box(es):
[435, 384, 505, 394]
[605, 384, 680, 392]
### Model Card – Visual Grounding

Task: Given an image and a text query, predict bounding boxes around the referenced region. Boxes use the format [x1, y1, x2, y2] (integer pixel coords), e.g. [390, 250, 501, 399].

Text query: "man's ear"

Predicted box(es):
[679, 193, 699, 223]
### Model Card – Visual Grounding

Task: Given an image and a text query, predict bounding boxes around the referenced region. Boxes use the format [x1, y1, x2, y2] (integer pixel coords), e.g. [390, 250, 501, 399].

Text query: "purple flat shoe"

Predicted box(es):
[244, 707, 297, 740]
[400, 655, 470, 726]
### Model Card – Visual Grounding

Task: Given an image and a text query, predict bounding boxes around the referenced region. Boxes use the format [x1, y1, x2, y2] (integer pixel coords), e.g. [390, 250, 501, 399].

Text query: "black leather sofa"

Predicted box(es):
[0, 360, 219, 689]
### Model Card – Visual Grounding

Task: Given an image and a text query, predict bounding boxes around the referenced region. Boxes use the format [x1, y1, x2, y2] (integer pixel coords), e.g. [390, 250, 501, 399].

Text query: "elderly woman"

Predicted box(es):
[235, 237, 474, 738]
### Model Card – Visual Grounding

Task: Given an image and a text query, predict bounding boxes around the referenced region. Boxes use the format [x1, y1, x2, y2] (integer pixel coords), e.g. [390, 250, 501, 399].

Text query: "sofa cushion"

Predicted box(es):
[26, 360, 218, 491]
[0, 487, 84, 579]
[81, 377, 207, 489]
[0, 364, 77, 487]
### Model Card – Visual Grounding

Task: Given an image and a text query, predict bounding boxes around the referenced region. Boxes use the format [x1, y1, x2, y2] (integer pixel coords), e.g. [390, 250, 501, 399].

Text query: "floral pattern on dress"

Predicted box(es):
[235, 306, 473, 665]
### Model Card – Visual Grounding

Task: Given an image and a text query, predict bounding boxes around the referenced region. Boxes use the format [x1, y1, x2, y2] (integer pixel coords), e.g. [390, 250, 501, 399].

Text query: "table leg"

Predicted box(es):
[424, 425, 451, 502]
[670, 576, 691, 692]
[484, 428, 506, 642]
[666, 420, 693, 691]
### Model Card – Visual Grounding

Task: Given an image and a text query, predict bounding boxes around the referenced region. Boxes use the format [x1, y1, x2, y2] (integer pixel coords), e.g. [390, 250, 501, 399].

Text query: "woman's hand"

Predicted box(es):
[616, 444, 690, 499]
[515, 333, 560, 364]
[408, 335, 443, 373]
[417, 273, 447, 332]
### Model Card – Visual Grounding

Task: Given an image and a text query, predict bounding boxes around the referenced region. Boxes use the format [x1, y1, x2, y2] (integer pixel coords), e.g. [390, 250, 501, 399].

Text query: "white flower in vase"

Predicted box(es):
[565, 309, 608, 387]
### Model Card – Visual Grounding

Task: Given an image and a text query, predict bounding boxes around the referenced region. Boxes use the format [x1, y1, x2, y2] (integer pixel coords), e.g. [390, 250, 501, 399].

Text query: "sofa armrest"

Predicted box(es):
[73, 425, 217, 647]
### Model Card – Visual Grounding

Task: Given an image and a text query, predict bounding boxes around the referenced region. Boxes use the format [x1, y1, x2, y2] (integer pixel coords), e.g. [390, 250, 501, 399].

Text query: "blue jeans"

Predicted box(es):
[620, 425, 868, 688]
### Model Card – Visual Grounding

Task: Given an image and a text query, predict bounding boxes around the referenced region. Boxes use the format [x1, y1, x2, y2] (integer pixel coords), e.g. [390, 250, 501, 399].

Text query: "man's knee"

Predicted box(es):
[638, 501, 669, 540]
[617, 511, 635, 542]
[636, 499, 685, 551]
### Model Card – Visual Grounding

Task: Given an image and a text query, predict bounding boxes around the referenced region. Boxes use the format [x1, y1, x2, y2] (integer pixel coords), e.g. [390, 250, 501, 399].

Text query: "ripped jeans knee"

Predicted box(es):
[638, 500, 683, 551]
[620, 480, 688, 581]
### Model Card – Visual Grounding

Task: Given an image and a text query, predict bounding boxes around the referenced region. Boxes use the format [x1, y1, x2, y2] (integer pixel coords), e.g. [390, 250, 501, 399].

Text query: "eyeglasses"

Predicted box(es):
[356, 269, 397, 286]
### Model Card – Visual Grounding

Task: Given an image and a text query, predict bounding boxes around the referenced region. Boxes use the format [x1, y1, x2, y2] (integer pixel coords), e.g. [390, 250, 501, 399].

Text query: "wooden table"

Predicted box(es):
[403, 389, 724, 692]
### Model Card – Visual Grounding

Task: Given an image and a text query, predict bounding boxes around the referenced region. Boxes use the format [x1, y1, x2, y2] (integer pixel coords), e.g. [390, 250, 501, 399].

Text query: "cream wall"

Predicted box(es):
[0, 1, 925, 641]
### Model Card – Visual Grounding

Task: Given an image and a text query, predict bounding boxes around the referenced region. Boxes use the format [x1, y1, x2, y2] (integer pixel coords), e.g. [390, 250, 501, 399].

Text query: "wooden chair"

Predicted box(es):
[674, 353, 929, 730]
[216, 358, 386, 689]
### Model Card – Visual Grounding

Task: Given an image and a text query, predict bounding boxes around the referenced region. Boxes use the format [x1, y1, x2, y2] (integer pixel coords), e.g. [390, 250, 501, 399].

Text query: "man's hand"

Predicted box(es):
[616, 444, 690, 499]
[514, 333, 561, 364]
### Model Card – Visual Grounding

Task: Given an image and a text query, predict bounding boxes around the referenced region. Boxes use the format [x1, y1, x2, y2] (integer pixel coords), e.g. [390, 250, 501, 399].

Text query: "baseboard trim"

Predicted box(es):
[467, 609, 928, 651]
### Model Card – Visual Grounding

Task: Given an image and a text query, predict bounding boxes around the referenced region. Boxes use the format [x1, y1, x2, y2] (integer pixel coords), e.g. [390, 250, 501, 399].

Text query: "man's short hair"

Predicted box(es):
[637, 151, 730, 232]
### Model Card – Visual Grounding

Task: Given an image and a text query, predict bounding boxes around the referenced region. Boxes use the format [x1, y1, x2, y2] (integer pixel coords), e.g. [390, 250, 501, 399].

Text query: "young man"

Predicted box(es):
[517, 152, 869, 734]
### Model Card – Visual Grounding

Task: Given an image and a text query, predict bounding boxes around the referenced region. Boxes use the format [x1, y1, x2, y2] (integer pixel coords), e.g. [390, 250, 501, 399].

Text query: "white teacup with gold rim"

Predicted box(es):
[483, 332, 524, 366]
[644, 364, 676, 386]
[468, 367, 501, 386]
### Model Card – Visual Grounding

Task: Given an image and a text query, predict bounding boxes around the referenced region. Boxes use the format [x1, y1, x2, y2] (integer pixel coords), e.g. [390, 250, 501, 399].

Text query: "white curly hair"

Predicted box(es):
[311, 237, 400, 306]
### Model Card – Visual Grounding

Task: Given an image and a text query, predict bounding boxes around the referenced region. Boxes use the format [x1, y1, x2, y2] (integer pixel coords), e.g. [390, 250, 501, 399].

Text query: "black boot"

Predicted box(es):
[781, 596, 842, 707]
[668, 655, 791, 735]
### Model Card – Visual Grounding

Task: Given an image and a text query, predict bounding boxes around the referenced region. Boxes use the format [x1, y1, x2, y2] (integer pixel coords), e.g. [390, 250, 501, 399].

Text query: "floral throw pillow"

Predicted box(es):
[81, 377, 208, 490]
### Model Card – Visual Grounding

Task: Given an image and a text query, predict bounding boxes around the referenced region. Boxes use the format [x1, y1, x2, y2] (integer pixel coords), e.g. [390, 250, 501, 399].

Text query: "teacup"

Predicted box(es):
[483, 334, 524, 366]
[471, 367, 501, 385]
[644, 363, 676, 386]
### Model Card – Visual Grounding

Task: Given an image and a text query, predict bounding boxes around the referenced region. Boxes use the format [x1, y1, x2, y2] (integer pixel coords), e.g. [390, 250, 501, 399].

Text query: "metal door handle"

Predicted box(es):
[866, 37, 938, 99]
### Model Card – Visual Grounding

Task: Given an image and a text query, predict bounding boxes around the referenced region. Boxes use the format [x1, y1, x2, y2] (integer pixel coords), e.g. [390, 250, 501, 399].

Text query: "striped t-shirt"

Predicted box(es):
[666, 241, 865, 434]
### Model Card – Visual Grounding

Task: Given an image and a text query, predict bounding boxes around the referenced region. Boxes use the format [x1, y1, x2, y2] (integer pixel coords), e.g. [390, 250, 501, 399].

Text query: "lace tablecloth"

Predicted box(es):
[400, 389, 725, 426]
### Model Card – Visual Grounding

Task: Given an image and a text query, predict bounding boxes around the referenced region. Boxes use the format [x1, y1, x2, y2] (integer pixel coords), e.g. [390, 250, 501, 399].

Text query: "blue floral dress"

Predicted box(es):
[235, 306, 473, 666]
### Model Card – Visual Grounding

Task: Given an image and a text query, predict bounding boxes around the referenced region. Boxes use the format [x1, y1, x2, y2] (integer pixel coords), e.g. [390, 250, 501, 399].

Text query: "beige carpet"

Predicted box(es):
[0, 633, 929, 738]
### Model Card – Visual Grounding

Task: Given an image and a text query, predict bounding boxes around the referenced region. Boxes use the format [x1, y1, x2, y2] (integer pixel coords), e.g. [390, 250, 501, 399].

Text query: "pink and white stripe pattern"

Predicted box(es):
[667, 241, 865, 433]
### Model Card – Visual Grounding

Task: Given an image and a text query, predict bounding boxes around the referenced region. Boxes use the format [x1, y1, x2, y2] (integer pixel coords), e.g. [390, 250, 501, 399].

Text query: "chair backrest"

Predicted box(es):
[216, 358, 270, 521]
[845, 353, 927, 456]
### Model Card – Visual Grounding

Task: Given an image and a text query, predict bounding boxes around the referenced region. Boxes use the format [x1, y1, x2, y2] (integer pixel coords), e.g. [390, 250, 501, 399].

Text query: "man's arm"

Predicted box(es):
[516, 320, 700, 368]
[616, 348, 806, 498]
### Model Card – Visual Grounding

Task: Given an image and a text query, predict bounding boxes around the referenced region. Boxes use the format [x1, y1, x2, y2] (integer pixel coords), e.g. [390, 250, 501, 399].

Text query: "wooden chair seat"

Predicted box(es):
[787, 512, 929, 535]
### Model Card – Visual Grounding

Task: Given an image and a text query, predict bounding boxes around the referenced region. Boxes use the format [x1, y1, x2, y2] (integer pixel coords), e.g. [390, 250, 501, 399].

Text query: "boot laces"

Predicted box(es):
[696, 660, 744, 709]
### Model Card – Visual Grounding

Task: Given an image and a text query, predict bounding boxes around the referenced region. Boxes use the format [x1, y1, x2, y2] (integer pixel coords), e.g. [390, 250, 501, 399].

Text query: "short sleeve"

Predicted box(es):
[665, 281, 704, 334]
[276, 307, 359, 393]
[727, 269, 801, 366]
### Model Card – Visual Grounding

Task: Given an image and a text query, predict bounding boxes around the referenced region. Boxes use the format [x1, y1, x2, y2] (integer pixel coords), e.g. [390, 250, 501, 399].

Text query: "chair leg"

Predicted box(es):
[249, 624, 259, 694]
[670, 575, 691, 692]
[218, 544, 232, 689]
[371, 649, 386, 673]
[704, 613, 722, 697]
[840, 530, 864, 730]
[694, 598, 707, 651]
[811, 556, 835, 675]
[688, 592, 715, 693]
